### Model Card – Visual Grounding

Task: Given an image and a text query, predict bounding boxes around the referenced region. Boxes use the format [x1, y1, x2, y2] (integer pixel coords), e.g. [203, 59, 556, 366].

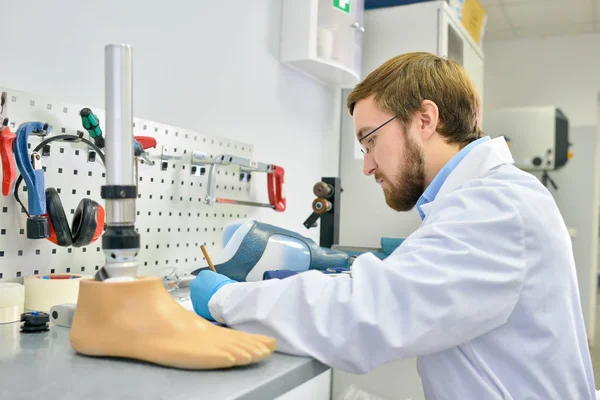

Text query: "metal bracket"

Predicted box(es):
[138, 151, 154, 166]
[190, 151, 207, 176]
[32, 124, 52, 138]
[160, 145, 182, 171]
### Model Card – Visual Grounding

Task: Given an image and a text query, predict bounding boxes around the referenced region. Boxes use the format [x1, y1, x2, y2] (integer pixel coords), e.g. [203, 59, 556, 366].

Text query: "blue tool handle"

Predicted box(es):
[30, 169, 46, 215]
[262, 270, 298, 280]
[133, 140, 142, 156]
[14, 122, 47, 216]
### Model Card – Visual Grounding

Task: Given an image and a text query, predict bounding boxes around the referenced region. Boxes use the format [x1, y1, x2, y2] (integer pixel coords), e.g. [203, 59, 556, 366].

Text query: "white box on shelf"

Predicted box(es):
[280, 0, 365, 87]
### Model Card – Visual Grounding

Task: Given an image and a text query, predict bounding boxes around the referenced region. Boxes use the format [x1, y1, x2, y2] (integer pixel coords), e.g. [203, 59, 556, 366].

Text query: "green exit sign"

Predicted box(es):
[333, 0, 351, 14]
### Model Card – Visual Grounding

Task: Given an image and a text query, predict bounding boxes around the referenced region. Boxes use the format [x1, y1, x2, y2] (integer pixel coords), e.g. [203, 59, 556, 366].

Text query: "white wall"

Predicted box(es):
[483, 33, 600, 127]
[483, 33, 600, 341]
[0, 0, 341, 241]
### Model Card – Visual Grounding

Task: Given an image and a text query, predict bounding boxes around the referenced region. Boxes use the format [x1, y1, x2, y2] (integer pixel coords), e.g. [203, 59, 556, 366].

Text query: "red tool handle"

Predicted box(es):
[0, 127, 17, 196]
[134, 136, 157, 150]
[267, 166, 286, 212]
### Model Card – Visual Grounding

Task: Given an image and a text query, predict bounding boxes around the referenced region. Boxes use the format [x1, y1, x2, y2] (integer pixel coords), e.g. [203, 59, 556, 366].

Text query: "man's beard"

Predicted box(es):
[376, 136, 425, 212]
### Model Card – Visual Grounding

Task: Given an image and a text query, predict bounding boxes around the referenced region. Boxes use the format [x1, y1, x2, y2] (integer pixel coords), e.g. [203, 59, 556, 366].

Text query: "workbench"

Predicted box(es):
[0, 289, 331, 400]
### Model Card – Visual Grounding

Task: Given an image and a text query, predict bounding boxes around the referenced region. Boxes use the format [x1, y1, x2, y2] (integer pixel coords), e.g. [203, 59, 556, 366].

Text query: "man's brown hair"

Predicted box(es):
[347, 52, 482, 146]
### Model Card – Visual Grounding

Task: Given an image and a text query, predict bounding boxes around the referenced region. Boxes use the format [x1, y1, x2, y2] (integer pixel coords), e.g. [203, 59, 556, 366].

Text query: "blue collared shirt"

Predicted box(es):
[416, 136, 490, 220]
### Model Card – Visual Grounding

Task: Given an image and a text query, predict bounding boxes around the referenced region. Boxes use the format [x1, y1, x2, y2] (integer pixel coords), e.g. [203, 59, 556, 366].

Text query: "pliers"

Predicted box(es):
[0, 92, 17, 196]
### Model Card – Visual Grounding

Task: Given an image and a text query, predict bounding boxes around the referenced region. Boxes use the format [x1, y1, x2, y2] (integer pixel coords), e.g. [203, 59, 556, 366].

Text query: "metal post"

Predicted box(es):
[104, 44, 136, 226]
[96, 44, 140, 281]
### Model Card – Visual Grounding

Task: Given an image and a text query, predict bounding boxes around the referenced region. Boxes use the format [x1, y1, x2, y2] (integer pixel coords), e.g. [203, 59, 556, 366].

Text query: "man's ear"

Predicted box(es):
[418, 100, 439, 140]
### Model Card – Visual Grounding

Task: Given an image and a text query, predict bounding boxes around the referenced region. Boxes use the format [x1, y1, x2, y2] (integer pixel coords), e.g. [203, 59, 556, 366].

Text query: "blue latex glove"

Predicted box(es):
[190, 270, 236, 321]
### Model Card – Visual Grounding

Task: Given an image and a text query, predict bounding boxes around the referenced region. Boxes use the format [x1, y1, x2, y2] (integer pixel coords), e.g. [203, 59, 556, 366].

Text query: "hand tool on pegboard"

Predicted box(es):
[204, 154, 286, 212]
[303, 177, 342, 248]
[134, 136, 156, 165]
[158, 145, 183, 171]
[133, 135, 157, 192]
[14, 131, 105, 247]
[79, 108, 105, 149]
[13, 122, 52, 239]
[0, 92, 17, 196]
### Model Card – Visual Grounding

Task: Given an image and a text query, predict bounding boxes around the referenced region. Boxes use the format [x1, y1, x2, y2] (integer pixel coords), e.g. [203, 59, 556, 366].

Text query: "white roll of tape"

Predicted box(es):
[24, 274, 92, 313]
[0, 283, 25, 324]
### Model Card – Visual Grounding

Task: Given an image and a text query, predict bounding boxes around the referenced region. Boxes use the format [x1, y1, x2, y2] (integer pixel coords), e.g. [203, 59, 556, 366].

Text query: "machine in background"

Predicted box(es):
[483, 105, 571, 190]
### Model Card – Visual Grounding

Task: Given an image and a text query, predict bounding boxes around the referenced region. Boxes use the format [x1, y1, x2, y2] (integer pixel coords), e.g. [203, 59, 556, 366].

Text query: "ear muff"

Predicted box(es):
[45, 188, 73, 247]
[71, 198, 101, 248]
[91, 203, 105, 243]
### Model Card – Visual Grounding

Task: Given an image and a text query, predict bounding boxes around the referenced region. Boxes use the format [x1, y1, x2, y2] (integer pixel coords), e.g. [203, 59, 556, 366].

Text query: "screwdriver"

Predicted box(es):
[79, 108, 105, 149]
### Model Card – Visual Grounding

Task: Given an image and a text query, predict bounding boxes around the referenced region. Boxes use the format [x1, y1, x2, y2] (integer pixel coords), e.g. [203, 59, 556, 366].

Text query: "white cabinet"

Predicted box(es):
[361, 1, 484, 98]
[280, 0, 364, 87]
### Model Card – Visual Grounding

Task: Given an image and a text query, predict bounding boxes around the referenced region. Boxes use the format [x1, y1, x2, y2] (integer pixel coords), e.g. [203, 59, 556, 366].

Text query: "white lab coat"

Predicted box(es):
[208, 137, 596, 399]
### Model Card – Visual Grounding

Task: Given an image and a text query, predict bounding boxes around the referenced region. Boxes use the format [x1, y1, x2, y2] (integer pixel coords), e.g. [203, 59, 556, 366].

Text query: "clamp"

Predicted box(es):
[204, 154, 286, 212]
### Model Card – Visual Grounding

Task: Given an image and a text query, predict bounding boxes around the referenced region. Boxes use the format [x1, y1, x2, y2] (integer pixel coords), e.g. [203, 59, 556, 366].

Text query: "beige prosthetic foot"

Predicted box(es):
[70, 277, 276, 369]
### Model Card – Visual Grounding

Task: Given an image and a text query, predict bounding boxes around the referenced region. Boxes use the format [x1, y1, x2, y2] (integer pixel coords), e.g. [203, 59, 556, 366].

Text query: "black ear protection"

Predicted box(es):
[45, 188, 105, 247]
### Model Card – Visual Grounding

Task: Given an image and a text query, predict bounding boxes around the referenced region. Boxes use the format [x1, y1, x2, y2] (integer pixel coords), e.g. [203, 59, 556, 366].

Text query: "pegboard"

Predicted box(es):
[0, 87, 263, 283]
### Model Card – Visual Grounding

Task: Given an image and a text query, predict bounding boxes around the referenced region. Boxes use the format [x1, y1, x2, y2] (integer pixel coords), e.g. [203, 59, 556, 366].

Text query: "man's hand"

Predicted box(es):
[190, 270, 236, 321]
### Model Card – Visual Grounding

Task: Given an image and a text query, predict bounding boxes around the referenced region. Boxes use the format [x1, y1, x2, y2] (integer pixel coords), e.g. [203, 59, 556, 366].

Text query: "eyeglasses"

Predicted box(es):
[358, 116, 397, 154]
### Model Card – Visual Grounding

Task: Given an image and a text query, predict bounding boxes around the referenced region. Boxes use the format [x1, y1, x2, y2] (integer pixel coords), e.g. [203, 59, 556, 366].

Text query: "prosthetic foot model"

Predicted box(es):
[69, 44, 276, 369]
[192, 218, 352, 282]
[70, 277, 275, 369]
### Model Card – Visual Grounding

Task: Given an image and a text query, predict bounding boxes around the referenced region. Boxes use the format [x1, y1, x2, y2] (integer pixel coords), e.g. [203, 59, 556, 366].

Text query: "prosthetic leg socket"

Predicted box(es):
[70, 276, 276, 369]
[193, 219, 351, 282]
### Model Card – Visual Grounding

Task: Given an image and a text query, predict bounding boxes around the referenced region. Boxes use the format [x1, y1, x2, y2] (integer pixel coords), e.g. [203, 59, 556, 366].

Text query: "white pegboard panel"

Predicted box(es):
[0, 87, 262, 282]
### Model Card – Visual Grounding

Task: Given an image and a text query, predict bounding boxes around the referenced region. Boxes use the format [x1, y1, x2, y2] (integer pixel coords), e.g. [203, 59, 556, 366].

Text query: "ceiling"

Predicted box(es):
[480, 0, 600, 41]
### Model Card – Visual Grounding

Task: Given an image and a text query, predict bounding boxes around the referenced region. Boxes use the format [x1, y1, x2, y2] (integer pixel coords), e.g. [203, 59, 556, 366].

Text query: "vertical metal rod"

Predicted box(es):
[97, 44, 139, 281]
[105, 44, 134, 187]
[104, 44, 136, 225]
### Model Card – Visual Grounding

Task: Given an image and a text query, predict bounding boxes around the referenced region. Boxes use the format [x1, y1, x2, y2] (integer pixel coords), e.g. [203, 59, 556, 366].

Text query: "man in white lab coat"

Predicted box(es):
[190, 52, 597, 399]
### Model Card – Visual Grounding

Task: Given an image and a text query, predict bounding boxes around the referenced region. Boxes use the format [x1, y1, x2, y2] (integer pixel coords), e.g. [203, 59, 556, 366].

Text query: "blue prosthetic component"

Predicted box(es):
[192, 220, 351, 282]
[340, 237, 405, 260]
[381, 237, 404, 255]
[263, 270, 299, 280]
[222, 219, 244, 247]
[14, 122, 47, 216]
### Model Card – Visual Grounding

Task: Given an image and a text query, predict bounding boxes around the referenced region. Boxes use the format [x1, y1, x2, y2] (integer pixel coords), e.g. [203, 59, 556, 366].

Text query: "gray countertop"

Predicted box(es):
[0, 290, 329, 400]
